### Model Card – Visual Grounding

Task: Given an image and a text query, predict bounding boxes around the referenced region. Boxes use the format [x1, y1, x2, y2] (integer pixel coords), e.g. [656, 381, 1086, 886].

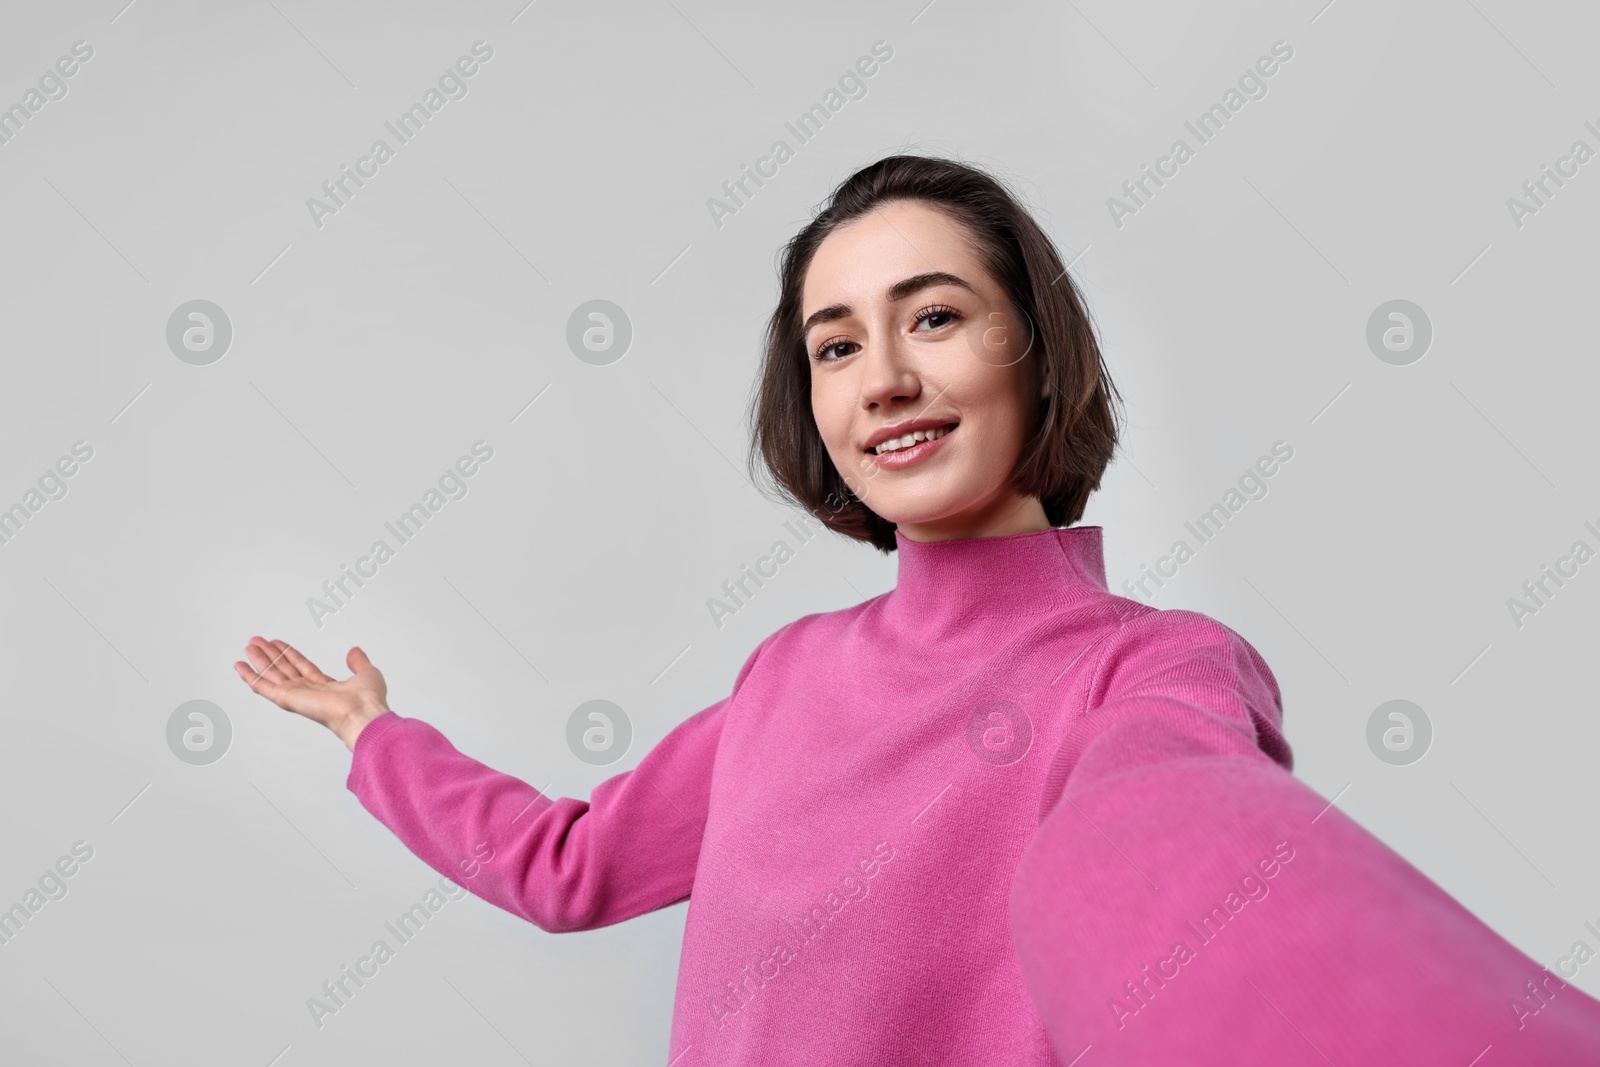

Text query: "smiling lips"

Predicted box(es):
[866, 418, 959, 454]
[871, 423, 957, 455]
[865, 422, 958, 470]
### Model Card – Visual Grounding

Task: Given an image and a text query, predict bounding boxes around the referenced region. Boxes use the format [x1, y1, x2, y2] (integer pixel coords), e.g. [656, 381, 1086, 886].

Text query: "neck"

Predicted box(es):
[894, 494, 1052, 544]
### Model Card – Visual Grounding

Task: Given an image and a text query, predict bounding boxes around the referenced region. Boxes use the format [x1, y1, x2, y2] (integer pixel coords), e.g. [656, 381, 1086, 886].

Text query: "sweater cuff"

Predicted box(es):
[345, 710, 407, 794]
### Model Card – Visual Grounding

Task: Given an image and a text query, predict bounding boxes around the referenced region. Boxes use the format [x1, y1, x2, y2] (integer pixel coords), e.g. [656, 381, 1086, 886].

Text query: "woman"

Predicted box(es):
[236, 155, 1600, 1064]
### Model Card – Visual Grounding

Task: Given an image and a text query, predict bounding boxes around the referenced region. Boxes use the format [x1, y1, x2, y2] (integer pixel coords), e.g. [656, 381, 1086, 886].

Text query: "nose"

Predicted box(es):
[856, 331, 921, 412]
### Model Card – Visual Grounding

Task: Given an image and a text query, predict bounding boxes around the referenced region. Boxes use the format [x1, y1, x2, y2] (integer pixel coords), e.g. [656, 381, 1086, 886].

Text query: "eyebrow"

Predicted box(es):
[800, 271, 976, 335]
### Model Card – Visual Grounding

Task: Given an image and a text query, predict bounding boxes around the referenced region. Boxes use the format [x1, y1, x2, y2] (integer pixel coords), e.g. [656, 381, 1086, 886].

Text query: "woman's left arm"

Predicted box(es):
[1009, 609, 1600, 1067]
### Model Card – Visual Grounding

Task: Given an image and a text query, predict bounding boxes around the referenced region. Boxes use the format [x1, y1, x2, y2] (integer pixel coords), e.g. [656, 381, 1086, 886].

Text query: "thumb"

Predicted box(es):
[347, 646, 375, 674]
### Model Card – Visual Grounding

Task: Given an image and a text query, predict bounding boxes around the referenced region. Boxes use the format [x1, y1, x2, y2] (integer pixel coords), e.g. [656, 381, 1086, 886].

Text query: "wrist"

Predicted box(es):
[338, 701, 389, 752]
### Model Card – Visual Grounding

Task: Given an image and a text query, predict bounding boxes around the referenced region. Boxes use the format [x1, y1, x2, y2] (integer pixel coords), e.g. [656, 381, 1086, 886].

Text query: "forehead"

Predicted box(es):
[801, 200, 986, 313]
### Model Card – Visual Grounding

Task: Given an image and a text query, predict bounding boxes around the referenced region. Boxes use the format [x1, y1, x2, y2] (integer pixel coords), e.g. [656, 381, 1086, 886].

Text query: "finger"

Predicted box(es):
[245, 638, 292, 685]
[347, 646, 375, 675]
[237, 660, 327, 723]
[271, 639, 331, 684]
[235, 660, 286, 701]
[248, 635, 294, 674]
[246, 637, 289, 678]
[263, 640, 305, 681]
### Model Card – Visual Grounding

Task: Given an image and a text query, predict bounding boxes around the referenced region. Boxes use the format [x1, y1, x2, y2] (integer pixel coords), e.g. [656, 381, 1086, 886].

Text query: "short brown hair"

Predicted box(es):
[746, 153, 1123, 554]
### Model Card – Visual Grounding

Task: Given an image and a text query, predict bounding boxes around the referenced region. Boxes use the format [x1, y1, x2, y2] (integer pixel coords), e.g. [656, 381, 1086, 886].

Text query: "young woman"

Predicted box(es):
[236, 155, 1600, 1065]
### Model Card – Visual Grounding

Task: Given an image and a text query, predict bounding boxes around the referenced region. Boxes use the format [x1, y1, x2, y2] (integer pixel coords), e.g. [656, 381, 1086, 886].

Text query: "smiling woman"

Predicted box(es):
[237, 154, 1600, 1066]
[749, 163, 1117, 553]
[755, 203, 1109, 548]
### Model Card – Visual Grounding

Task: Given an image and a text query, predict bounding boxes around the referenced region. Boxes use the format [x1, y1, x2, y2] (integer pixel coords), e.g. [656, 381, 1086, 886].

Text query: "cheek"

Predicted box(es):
[811, 390, 844, 450]
[959, 389, 1031, 476]
[978, 318, 1014, 365]
[969, 310, 1031, 370]
[811, 387, 861, 473]
[994, 364, 1038, 442]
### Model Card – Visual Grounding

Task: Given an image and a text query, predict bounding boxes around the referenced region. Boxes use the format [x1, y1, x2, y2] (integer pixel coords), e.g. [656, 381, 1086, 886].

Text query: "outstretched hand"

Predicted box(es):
[234, 636, 390, 752]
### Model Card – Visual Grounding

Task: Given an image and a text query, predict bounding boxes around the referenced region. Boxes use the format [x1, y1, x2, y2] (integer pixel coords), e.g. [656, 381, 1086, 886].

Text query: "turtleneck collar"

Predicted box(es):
[879, 524, 1109, 642]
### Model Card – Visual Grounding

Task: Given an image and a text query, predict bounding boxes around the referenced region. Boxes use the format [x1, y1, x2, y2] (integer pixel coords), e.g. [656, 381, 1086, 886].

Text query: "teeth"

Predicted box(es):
[873, 424, 954, 455]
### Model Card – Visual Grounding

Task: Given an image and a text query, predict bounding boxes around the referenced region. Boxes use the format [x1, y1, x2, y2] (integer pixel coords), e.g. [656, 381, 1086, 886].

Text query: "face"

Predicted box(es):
[801, 199, 1049, 543]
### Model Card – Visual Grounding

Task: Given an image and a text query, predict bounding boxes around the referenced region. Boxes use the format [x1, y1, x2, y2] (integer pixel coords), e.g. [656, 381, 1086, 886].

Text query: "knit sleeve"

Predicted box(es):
[1008, 608, 1600, 1065]
[345, 630, 780, 934]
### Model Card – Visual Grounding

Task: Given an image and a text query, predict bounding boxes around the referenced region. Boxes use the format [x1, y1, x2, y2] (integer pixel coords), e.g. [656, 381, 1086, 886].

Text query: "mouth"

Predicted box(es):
[866, 421, 958, 456]
[865, 422, 958, 469]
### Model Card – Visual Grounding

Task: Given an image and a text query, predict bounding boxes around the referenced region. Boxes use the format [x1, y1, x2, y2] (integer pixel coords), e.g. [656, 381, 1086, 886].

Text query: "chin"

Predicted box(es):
[872, 494, 970, 529]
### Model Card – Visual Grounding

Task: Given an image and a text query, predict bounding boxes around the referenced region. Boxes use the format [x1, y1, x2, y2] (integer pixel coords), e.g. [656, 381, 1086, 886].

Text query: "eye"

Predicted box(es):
[914, 304, 961, 332]
[811, 336, 857, 363]
[810, 304, 962, 363]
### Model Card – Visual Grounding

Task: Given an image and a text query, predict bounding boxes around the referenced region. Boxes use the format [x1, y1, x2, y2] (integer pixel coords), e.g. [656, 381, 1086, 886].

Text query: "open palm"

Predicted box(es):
[234, 636, 389, 750]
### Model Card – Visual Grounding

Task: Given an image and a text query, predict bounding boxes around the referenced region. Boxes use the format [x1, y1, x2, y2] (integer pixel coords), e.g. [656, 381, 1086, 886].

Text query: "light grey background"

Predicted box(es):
[1, 0, 1596, 1063]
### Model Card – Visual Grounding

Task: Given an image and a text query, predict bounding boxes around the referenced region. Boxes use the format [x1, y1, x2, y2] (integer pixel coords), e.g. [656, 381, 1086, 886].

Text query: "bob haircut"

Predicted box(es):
[747, 152, 1124, 554]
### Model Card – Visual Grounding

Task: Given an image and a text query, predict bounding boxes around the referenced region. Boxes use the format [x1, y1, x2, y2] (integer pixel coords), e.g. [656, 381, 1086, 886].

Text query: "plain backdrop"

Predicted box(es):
[1, 0, 1596, 1063]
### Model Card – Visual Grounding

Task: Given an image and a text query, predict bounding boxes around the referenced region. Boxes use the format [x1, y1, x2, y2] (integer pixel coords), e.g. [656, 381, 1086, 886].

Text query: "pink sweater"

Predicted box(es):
[347, 525, 1600, 1064]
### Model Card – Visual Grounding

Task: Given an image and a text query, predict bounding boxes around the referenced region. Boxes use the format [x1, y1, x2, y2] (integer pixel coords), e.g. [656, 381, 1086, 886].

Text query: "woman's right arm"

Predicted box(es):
[1008, 610, 1600, 1064]
[235, 632, 778, 933]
